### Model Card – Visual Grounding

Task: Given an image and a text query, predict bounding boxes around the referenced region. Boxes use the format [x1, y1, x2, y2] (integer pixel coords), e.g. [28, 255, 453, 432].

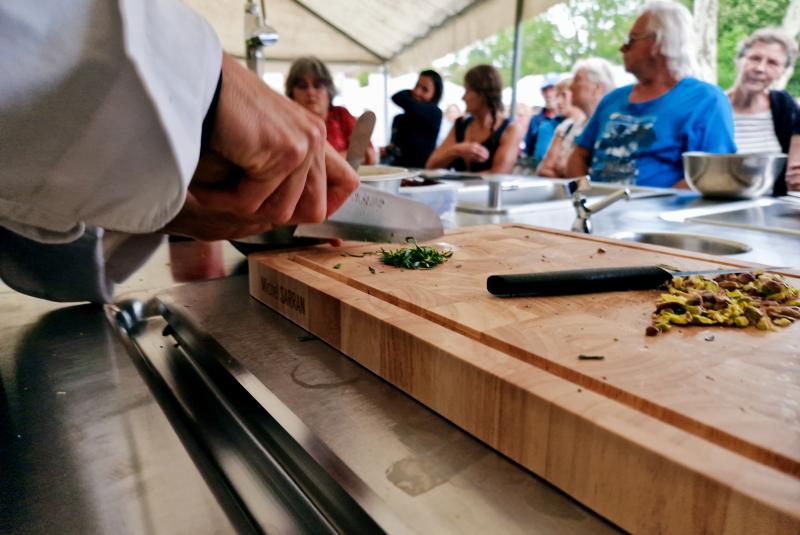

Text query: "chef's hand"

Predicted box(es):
[162, 144, 357, 240]
[456, 142, 490, 163]
[188, 53, 359, 226]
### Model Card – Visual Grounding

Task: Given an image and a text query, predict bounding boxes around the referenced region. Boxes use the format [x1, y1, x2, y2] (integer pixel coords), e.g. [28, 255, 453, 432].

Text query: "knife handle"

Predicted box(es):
[487, 266, 673, 297]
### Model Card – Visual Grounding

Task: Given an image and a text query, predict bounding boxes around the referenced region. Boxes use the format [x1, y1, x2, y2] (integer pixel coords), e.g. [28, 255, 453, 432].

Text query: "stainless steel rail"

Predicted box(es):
[111, 296, 410, 535]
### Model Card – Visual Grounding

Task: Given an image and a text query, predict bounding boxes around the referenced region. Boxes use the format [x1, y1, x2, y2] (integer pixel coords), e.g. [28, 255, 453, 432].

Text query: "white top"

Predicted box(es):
[0, 0, 222, 243]
[733, 111, 782, 154]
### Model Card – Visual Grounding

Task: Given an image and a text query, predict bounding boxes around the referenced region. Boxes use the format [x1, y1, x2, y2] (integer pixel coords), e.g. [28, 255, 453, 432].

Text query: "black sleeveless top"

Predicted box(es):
[451, 116, 511, 172]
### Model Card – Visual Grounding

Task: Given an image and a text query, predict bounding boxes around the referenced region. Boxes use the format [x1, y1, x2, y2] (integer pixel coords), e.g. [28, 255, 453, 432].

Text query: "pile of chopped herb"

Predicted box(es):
[647, 271, 800, 336]
[379, 238, 453, 270]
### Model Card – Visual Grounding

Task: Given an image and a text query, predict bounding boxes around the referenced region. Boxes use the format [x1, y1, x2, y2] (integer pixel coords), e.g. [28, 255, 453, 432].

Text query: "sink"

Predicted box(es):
[660, 197, 800, 237]
[455, 178, 673, 214]
[609, 231, 751, 255]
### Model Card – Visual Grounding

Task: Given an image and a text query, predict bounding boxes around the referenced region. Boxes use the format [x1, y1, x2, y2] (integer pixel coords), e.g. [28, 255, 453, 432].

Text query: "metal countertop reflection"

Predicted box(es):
[149, 275, 619, 534]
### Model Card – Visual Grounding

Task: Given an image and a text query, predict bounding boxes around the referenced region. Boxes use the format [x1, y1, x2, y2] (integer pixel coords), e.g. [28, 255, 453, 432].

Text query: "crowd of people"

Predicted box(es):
[293, 1, 799, 194]
[2, 0, 798, 304]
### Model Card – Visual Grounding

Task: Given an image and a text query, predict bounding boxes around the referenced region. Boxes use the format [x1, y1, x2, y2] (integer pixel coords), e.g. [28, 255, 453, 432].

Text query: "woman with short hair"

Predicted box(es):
[286, 56, 376, 165]
[426, 65, 521, 173]
[727, 28, 799, 196]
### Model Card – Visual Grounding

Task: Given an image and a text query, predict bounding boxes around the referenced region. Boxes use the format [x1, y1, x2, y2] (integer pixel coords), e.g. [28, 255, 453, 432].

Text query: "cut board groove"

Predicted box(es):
[250, 224, 800, 534]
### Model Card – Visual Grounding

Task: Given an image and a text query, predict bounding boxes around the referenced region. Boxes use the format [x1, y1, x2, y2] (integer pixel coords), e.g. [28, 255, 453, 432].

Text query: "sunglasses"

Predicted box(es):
[621, 32, 655, 51]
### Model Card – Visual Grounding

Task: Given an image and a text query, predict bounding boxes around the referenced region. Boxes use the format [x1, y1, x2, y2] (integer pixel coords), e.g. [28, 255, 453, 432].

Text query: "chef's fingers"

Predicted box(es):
[161, 193, 275, 241]
[275, 128, 328, 225]
[255, 149, 318, 224]
[323, 143, 360, 216]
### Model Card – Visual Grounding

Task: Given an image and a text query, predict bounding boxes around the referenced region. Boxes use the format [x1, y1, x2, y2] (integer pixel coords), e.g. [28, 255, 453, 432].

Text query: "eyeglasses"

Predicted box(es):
[621, 32, 655, 51]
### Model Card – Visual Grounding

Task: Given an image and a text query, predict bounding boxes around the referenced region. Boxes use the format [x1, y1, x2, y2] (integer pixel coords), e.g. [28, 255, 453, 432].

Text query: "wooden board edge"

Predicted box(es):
[248, 254, 800, 535]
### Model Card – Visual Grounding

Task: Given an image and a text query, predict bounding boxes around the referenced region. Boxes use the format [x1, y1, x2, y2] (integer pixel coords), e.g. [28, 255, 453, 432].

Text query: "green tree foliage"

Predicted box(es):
[442, 0, 644, 85]
[714, 0, 798, 94]
[443, 0, 799, 96]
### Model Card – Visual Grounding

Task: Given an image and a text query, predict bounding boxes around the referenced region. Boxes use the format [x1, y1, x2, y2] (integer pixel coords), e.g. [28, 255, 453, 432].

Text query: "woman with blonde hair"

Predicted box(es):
[426, 65, 522, 173]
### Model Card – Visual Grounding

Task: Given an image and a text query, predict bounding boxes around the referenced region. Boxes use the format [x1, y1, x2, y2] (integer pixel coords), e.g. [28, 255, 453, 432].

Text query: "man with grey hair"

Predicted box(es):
[567, 0, 736, 188]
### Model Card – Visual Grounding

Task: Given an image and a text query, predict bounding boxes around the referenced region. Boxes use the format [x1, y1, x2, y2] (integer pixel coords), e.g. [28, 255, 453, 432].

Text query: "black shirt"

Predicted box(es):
[389, 90, 442, 169]
[450, 116, 511, 172]
[769, 89, 799, 196]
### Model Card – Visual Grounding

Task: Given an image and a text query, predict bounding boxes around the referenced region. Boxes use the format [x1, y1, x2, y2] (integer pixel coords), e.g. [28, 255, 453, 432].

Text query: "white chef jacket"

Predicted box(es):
[0, 0, 222, 301]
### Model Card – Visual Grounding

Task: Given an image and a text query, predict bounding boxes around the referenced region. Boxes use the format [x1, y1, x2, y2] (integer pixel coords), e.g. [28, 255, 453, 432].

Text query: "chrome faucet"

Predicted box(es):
[569, 176, 631, 234]
[245, 0, 279, 77]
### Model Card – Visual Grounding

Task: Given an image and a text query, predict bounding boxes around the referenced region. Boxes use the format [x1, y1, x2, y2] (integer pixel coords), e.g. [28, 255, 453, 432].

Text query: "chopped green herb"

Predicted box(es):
[379, 238, 453, 270]
[333, 263, 342, 269]
[578, 354, 605, 360]
[368, 266, 376, 274]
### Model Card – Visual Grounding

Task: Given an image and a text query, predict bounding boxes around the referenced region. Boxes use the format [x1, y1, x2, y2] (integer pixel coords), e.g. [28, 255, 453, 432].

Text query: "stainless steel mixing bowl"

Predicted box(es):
[682, 152, 787, 198]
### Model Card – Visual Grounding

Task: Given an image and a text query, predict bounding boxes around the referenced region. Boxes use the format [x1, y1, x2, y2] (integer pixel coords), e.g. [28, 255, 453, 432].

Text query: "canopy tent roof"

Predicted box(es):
[187, 0, 562, 74]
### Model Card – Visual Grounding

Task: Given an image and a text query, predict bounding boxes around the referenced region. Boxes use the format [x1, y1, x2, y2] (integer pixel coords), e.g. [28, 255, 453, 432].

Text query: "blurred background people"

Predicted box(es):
[536, 77, 586, 177]
[570, 57, 616, 123]
[726, 28, 799, 196]
[382, 70, 443, 168]
[426, 65, 522, 174]
[286, 56, 377, 165]
[567, 0, 736, 188]
[524, 80, 561, 165]
[438, 103, 463, 146]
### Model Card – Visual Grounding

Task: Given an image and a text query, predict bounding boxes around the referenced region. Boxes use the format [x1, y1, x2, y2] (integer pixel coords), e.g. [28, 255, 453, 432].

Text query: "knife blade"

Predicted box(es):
[487, 265, 787, 297]
[346, 111, 376, 170]
[293, 184, 444, 243]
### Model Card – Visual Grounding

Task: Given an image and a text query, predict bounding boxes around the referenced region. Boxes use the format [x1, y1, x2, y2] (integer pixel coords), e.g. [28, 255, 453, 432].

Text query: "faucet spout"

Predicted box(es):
[571, 179, 631, 234]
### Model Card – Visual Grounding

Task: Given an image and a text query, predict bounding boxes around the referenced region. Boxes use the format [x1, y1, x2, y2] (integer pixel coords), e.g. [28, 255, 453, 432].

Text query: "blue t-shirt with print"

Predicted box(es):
[576, 77, 736, 188]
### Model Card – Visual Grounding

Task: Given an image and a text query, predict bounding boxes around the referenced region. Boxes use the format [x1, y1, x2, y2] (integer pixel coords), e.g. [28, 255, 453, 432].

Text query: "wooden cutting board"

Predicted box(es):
[249, 224, 800, 534]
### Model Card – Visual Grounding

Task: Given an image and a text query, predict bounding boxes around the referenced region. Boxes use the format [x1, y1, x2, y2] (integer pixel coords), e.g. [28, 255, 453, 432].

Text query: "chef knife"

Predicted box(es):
[487, 265, 787, 297]
[292, 184, 444, 243]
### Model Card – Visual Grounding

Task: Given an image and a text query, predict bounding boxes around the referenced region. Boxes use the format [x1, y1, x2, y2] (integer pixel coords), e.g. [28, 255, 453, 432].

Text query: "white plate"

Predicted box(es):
[358, 165, 419, 183]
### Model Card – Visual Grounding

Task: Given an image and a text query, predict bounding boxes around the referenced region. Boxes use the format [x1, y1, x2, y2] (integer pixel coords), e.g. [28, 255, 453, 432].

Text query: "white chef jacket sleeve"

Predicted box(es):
[0, 0, 222, 243]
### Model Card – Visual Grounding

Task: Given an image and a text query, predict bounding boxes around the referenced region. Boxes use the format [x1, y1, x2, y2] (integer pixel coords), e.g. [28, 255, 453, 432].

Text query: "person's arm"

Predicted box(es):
[425, 124, 489, 169]
[392, 90, 442, 129]
[489, 123, 523, 174]
[536, 134, 564, 177]
[787, 134, 800, 192]
[565, 146, 591, 178]
[0, 0, 222, 242]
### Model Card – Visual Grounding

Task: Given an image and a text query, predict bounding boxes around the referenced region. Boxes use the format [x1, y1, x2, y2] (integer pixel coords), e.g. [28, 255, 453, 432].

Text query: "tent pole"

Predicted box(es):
[383, 63, 390, 145]
[509, 0, 524, 121]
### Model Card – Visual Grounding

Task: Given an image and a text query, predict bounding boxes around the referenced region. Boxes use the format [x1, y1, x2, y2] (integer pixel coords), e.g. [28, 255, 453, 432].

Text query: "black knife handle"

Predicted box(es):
[487, 266, 673, 297]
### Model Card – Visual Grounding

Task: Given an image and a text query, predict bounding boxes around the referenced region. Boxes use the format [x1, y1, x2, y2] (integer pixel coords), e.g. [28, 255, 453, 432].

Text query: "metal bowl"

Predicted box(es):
[682, 152, 786, 199]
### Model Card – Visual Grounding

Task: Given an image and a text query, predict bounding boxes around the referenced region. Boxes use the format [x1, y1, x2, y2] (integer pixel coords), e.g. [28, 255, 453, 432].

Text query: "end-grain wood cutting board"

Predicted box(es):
[249, 224, 800, 534]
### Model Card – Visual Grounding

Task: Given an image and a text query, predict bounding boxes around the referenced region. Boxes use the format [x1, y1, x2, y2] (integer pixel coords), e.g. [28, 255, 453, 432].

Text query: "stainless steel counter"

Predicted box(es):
[2, 187, 798, 533]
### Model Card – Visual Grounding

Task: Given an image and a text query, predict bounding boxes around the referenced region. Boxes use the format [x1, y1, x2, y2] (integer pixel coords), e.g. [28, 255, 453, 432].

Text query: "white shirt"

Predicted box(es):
[0, 1, 221, 302]
[0, 0, 222, 243]
[733, 111, 783, 154]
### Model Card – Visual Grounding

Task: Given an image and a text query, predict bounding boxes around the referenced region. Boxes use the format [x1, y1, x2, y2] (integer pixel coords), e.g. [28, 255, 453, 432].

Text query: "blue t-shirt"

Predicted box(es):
[576, 77, 736, 188]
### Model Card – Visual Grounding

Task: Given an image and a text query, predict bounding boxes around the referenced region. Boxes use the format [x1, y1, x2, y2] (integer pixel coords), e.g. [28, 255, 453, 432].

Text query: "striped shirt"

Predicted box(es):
[733, 111, 783, 154]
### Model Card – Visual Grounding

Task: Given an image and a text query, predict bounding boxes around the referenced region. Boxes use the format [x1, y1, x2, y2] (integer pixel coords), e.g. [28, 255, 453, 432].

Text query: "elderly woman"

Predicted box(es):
[286, 56, 376, 165]
[727, 28, 799, 196]
[536, 78, 586, 177]
[426, 65, 521, 173]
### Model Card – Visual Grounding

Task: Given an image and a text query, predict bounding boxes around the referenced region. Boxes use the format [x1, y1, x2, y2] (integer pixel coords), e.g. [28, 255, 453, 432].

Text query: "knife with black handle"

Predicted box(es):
[486, 265, 773, 297]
